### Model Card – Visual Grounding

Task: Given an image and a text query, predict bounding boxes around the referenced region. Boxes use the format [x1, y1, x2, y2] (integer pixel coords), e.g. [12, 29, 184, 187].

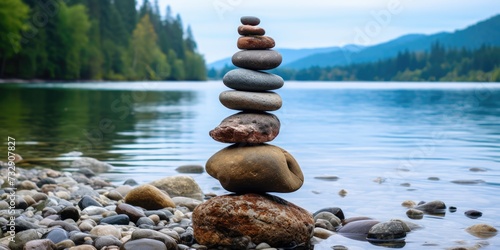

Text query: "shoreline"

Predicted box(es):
[0, 158, 498, 249]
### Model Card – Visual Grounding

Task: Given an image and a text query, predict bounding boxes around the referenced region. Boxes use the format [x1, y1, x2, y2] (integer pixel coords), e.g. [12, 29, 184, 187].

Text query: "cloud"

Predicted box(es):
[154, 0, 499, 63]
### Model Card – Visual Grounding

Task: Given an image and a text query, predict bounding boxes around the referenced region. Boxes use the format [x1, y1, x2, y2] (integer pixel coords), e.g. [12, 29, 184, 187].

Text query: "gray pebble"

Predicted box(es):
[137, 217, 156, 227]
[232, 50, 282, 70]
[367, 221, 407, 242]
[94, 235, 122, 249]
[219, 90, 282, 111]
[223, 69, 284, 91]
[240, 16, 260, 25]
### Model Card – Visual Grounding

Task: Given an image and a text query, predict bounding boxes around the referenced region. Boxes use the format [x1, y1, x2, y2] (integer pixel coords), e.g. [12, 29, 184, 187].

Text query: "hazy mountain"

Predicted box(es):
[284, 14, 500, 69]
[207, 45, 364, 70]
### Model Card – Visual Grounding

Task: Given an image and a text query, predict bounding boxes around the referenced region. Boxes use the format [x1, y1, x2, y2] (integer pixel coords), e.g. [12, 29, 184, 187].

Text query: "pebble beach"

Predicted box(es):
[0, 156, 498, 250]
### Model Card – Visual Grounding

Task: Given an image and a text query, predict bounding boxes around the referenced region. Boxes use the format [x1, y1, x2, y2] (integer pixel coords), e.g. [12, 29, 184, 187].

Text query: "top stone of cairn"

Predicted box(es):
[241, 16, 260, 26]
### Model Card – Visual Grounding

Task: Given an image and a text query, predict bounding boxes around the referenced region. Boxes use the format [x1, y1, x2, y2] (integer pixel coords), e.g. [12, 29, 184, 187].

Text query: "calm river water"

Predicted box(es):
[1, 81, 499, 249]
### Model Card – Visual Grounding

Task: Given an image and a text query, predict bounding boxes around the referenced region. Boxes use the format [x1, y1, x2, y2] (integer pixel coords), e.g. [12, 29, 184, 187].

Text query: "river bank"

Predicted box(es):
[0, 157, 497, 249]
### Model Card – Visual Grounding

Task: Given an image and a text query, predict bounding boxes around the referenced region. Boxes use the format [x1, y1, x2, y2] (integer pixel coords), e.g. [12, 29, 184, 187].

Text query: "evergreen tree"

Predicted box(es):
[0, 0, 29, 75]
[128, 14, 170, 80]
[1, 0, 206, 81]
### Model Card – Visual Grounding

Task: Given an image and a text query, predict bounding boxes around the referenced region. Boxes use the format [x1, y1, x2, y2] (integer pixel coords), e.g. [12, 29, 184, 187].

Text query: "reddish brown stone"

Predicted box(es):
[209, 112, 280, 143]
[238, 25, 265, 36]
[237, 36, 275, 50]
[206, 144, 304, 193]
[192, 193, 314, 249]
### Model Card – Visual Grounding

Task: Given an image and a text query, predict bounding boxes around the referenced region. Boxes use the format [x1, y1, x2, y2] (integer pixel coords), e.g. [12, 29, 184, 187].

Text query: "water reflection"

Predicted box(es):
[1, 82, 500, 249]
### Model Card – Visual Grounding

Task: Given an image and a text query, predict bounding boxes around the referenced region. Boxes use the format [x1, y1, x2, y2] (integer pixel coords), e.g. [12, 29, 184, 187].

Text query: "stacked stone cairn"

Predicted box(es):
[192, 16, 314, 249]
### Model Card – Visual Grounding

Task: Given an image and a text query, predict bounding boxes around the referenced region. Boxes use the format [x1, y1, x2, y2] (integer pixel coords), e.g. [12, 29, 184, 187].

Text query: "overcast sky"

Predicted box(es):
[154, 0, 499, 63]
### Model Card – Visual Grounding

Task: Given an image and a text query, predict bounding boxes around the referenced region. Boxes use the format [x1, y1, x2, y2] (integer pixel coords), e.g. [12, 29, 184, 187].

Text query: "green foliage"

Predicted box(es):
[57, 3, 91, 79]
[128, 14, 169, 80]
[0, 0, 29, 57]
[1, 0, 206, 81]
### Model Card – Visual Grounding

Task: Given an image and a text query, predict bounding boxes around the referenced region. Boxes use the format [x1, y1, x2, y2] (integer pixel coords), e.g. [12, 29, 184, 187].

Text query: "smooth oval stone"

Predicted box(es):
[237, 36, 275, 50]
[47, 221, 80, 232]
[137, 217, 156, 227]
[464, 210, 483, 219]
[115, 203, 145, 223]
[124, 184, 176, 210]
[106, 190, 124, 201]
[24, 239, 57, 250]
[315, 218, 335, 231]
[175, 164, 204, 173]
[232, 50, 282, 70]
[121, 238, 168, 250]
[95, 235, 122, 249]
[466, 223, 498, 239]
[219, 90, 282, 111]
[414, 200, 446, 214]
[240, 16, 260, 26]
[313, 207, 345, 221]
[238, 25, 265, 36]
[99, 214, 130, 225]
[406, 208, 424, 219]
[171, 197, 202, 211]
[149, 175, 204, 201]
[206, 144, 304, 193]
[314, 227, 334, 239]
[209, 112, 280, 143]
[59, 206, 80, 222]
[367, 221, 407, 242]
[78, 195, 102, 210]
[90, 225, 121, 238]
[223, 69, 284, 91]
[37, 177, 57, 188]
[131, 229, 177, 249]
[338, 220, 380, 241]
[313, 212, 341, 228]
[44, 228, 69, 244]
[9, 229, 40, 250]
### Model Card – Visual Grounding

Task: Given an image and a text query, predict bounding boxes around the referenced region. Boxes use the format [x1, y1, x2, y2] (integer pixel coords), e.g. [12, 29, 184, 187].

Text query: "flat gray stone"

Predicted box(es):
[223, 69, 284, 91]
[232, 50, 282, 70]
[219, 90, 282, 111]
[240, 16, 260, 25]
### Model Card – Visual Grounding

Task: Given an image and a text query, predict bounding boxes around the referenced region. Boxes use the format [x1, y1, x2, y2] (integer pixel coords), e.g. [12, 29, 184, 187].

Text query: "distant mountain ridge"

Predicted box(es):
[208, 14, 500, 70]
[285, 14, 500, 69]
[207, 45, 364, 69]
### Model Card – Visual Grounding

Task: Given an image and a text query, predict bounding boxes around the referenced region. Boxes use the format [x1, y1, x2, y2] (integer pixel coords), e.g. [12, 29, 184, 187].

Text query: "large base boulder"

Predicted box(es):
[192, 193, 314, 249]
[206, 144, 304, 193]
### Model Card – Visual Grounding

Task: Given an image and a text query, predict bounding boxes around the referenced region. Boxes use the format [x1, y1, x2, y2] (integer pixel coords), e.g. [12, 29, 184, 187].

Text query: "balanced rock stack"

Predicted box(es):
[192, 16, 314, 249]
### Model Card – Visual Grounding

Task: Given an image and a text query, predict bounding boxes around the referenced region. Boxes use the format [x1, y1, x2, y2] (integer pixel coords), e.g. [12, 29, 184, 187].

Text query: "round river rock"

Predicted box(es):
[206, 144, 304, 193]
[232, 50, 282, 70]
[223, 68, 284, 91]
[240, 16, 260, 26]
[219, 90, 282, 111]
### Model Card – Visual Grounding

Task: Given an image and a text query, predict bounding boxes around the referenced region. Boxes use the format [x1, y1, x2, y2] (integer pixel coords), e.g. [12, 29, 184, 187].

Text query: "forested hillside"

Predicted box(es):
[0, 0, 206, 81]
[270, 43, 500, 82]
